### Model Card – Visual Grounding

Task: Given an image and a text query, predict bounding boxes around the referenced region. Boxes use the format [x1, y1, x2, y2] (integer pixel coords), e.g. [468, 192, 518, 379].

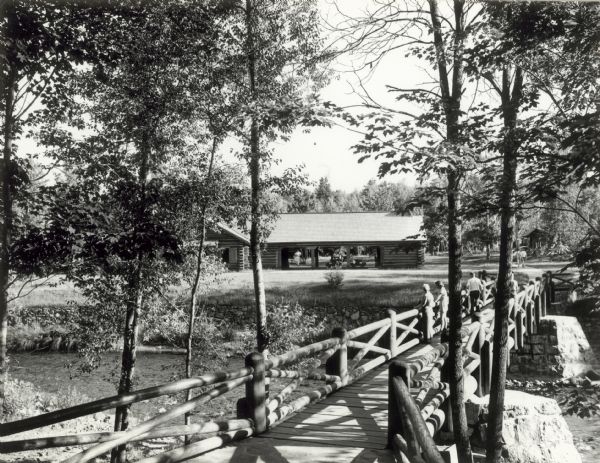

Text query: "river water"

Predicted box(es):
[9, 351, 245, 421]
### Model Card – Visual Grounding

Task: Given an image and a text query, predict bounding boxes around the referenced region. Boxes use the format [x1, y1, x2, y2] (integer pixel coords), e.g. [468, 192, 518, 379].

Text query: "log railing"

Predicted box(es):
[0, 303, 421, 462]
[0, 270, 555, 463]
[387, 272, 554, 463]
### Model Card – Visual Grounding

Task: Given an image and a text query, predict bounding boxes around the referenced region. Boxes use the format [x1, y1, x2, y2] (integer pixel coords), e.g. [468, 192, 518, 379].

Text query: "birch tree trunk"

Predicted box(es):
[429, 0, 472, 460]
[246, 0, 268, 353]
[112, 142, 150, 463]
[184, 137, 218, 442]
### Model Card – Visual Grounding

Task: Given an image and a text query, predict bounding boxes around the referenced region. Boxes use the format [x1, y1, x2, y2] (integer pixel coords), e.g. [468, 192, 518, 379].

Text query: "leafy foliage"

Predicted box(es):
[324, 270, 344, 289]
[265, 302, 327, 354]
[575, 237, 600, 311]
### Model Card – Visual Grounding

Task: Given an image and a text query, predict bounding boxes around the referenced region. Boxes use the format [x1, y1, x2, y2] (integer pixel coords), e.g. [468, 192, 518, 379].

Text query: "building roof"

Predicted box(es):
[218, 223, 251, 245]
[222, 212, 424, 245]
[524, 228, 549, 237]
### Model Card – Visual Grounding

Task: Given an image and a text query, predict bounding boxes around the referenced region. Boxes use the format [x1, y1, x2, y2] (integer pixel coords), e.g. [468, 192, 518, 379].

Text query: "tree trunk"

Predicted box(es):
[112, 262, 143, 463]
[428, 0, 471, 459]
[111, 141, 150, 463]
[486, 213, 491, 261]
[446, 171, 471, 462]
[486, 66, 523, 463]
[0, 63, 16, 399]
[246, 0, 268, 353]
[184, 137, 218, 443]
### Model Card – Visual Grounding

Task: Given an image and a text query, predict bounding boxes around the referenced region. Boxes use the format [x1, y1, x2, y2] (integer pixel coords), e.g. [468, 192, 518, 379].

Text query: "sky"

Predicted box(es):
[222, 0, 425, 192]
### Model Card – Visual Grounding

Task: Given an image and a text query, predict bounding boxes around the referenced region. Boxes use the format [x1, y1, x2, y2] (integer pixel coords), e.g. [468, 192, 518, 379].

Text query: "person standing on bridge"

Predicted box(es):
[419, 283, 435, 343]
[434, 280, 448, 332]
[467, 272, 484, 313]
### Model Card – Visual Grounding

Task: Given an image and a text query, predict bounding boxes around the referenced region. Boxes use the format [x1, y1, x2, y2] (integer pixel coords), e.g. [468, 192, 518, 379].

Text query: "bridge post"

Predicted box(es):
[388, 360, 417, 453]
[326, 327, 348, 385]
[481, 339, 492, 396]
[388, 309, 398, 357]
[547, 271, 555, 304]
[245, 352, 267, 434]
[439, 353, 453, 434]
[534, 291, 542, 333]
[472, 325, 485, 398]
[526, 299, 534, 335]
[542, 275, 547, 317]
[542, 273, 549, 317]
[516, 309, 524, 351]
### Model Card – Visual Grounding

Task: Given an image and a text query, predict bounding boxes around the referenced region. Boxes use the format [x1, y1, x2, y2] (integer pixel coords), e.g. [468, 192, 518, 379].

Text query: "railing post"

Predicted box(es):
[388, 309, 398, 357]
[472, 326, 485, 398]
[547, 271, 555, 304]
[542, 273, 549, 316]
[439, 353, 453, 434]
[526, 298, 534, 335]
[534, 291, 542, 331]
[388, 360, 418, 454]
[516, 310, 524, 351]
[422, 307, 433, 343]
[245, 352, 267, 434]
[326, 327, 348, 385]
[481, 338, 492, 396]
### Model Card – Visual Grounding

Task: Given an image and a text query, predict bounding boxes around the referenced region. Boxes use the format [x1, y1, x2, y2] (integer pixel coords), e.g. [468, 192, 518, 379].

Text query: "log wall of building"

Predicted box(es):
[205, 230, 249, 270]
[262, 246, 279, 269]
[381, 244, 424, 268]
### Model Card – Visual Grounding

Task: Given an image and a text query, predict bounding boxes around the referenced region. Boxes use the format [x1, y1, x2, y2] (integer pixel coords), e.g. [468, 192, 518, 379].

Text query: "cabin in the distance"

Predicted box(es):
[206, 212, 427, 271]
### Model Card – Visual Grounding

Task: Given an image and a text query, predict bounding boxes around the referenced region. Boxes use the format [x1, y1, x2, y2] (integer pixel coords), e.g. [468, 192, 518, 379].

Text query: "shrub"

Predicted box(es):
[324, 270, 344, 289]
[266, 301, 327, 354]
[143, 300, 225, 349]
[1, 378, 91, 421]
[8, 304, 78, 328]
[7, 321, 76, 352]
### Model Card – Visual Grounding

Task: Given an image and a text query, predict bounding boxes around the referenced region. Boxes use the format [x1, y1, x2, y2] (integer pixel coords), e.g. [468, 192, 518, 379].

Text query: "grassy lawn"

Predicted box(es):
[11, 255, 571, 310]
[204, 254, 570, 310]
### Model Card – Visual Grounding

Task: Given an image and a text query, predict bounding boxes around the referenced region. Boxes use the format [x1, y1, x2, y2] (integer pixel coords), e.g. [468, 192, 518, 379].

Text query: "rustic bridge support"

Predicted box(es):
[481, 339, 493, 396]
[526, 298, 535, 335]
[244, 352, 267, 433]
[388, 360, 445, 463]
[472, 326, 486, 398]
[516, 310, 524, 350]
[422, 307, 433, 343]
[326, 327, 348, 385]
[388, 361, 416, 453]
[534, 291, 542, 331]
[388, 309, 398, 357]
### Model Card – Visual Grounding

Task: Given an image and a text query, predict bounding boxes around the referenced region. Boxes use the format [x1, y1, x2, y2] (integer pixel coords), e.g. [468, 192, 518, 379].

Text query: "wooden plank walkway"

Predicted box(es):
[187, 341, 437, 463]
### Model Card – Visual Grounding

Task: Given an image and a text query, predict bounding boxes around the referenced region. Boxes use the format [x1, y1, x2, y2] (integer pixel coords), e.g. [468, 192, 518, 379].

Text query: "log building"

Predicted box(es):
[206, 212, 426, 270]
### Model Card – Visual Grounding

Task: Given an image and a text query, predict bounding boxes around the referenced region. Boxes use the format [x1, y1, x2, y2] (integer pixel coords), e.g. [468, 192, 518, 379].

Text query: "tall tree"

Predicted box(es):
[0, 0, 103, 397]
[12, 2, 221, 461]
[235, 0, 327, 352]
[466, 4, 600, 460]
[337, 2, 485, 459]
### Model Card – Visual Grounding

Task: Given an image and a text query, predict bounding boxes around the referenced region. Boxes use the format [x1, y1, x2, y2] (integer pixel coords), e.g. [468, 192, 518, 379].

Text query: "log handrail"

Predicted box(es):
[0, 367, 254, 437]
[387, 270, 554, 462]
[63, 375, 252, 463]
[0, 419, 253, 453]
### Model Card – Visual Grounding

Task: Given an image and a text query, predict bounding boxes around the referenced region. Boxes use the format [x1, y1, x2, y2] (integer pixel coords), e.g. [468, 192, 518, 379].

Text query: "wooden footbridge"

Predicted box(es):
[0, 272, 556, 463]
